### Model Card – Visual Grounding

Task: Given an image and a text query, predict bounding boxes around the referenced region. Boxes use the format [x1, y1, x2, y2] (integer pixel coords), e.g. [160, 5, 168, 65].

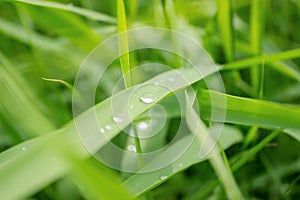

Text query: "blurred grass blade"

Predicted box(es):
[198, 89, 300, 129]
[222, 48, 300, 72]
[250, 0, 265, 93]
[6, 0, 116, 23]
[72, 159, 134, 200]
[19, 4, 101, 51]
[0, 17, 63, 52]
[185, 89, 244, 200]
[232, 128, 283, 171]
[0, 52, 55, 138]
[216, 0, 235, 61]
[117, 0, 131, 88]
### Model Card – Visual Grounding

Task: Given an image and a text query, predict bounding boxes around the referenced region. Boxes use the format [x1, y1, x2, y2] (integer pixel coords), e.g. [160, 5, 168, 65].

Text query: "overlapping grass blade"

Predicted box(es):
[122, 125, 243, 197]
[185, 89, 244, 200]
[0, 65, 218, 199]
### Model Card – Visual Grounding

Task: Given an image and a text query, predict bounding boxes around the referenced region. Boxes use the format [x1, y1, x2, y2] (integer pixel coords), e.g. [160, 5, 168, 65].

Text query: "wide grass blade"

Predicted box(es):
[198, 89, 300, 130]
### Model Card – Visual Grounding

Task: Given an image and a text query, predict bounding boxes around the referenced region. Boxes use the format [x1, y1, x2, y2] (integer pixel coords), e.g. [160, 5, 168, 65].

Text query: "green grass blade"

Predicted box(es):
[122, 125, 243, 197]
[198, 89, 300, 129]
[185, 89, 244, 200]
[0, 52, 55, 137]
[0, 65, 219, 199]
[72, 159, 134, 200]
[18, 4, 100, 51]
[250, 0, 265, 93]
[117, 0, 131, 88]
[216, 0, 235, 61]
[6, 0, 116, 23]
[222, 48, 300, 72]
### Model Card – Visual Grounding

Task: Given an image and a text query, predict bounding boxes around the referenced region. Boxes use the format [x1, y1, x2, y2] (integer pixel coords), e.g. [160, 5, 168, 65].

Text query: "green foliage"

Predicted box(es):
[0, 0, 299, 200]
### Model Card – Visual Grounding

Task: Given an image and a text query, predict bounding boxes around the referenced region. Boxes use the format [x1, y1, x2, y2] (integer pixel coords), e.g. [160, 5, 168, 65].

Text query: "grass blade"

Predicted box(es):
[185, 89, 244, 200]
[6, 0, 116, 23]
[198, 89, 300, 129]
[216, 0, 235, 61]
[117, 0, 131, 88]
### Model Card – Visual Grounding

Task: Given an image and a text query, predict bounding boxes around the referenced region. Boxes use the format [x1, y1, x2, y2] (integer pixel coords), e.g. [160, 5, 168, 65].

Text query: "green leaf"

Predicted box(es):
[198, 89, 300, 129]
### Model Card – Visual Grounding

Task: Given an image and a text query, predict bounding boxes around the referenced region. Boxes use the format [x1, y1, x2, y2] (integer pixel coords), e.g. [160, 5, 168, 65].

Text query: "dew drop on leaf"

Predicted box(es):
[126, 144, 137, 152]
[137, 121, 149, 130]
[113, 114, 124, 123]
[105, 125, 112, 130]
[99, 128, 105, 134]
[159, 175, 168, 180]
[168, 77, 174, 82]
[139, 92, 156, 104]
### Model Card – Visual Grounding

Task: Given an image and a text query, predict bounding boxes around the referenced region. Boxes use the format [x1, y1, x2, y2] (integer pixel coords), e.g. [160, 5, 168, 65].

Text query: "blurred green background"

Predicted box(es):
[0, 0, 300, 199]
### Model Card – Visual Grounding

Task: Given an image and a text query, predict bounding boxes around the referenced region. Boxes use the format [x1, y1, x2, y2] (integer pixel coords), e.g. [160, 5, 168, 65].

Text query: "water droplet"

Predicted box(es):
[168, 77, 174, 82]
[178, 163, 183, 168]
[127, 144, 137, 152]
[22, 147, 26, 151]
[113, 114, 124, 123]
[137, 121, 148, 130]
[105, 125, 112, 130]
[100, 128, 105, 134]
[139, 92, 156, 104]
[129, 105, 134, 110]
[154, 82, 160, 86]
[159, 175, 168, 180]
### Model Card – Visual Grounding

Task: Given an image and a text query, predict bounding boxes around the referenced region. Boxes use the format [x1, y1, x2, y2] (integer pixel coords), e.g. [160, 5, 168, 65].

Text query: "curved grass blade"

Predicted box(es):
[198, 89, 300, 130]
[5, 0, 116, 23]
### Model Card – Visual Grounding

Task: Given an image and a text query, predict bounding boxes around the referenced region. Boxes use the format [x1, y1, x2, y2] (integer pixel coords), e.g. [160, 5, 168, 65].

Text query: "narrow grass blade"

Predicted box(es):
[185, 89, 244, 200]
[250, 0, 265, 93]
[216, 0, 235, 61]
[222, 48, 300, 71]
[117, 0, 131, 88]
[6, 0, 116, 23]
